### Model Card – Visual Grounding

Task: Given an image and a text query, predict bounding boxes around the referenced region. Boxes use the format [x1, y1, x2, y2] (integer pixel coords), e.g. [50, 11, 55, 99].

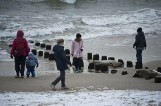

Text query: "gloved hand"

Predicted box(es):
[26, 65, 29, 69]
[36, 63, 39, 68]
[133, 45, 135, 49]
[70, 64, 72, 67]
[10, 55, 13, 59]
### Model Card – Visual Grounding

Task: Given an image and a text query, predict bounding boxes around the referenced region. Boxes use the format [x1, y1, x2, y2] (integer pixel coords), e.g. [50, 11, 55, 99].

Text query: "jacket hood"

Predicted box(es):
[74, 38, 82, 42]
[16, 30, 24, 38]
[53, 45, 64, 52]
[28, 52, 34, 57]
[53, 45, 59, 52]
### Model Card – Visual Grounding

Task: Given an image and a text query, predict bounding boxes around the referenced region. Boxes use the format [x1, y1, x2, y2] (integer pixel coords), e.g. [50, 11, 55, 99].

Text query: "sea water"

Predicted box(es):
[0, 0, 161, 61]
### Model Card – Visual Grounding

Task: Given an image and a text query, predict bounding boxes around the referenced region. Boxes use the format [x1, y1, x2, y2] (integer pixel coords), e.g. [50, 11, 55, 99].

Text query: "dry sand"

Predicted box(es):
[0, 34, 161, 92]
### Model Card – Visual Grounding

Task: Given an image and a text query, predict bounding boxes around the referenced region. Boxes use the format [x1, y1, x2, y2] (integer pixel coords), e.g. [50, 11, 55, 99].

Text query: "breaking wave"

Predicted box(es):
[81, 8, 161, 36]
[0, 8, 161, 40]
[59, 0, 76, 4]
[13, 0, 45, 2]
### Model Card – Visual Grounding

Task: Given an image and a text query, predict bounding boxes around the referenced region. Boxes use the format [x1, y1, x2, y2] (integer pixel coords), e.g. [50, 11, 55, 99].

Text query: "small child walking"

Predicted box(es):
[26, 52, 39, 78]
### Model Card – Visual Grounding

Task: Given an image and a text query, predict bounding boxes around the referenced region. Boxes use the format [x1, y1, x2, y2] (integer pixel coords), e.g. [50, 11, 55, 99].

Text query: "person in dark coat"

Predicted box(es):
[50, 39, 72, 90]
[133, 27, 147, 68]
[10, 30, 30, 78]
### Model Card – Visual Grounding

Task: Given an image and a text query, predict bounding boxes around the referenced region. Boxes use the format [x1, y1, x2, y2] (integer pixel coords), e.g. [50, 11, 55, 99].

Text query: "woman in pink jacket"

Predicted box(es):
[71, 33, 84, 72]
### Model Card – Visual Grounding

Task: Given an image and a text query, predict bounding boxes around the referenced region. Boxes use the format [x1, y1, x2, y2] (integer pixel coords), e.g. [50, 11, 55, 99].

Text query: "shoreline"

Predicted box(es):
[0, 35, 161, 92]
[0, 59, 161, 92]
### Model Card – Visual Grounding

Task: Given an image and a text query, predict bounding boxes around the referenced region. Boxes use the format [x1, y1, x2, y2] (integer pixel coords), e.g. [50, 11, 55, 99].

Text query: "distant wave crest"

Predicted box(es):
[11, 0, 76, 3]
[82, 8, 160, 26]
[0, 8, 161, 40]
[13, 0, 45, 2]
[80, 8, 161, 36]
[59, 0, 76, 4]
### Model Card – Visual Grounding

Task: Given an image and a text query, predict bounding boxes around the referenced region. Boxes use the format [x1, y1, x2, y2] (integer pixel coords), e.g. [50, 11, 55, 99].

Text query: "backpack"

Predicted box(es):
[15, 38, 25, 53]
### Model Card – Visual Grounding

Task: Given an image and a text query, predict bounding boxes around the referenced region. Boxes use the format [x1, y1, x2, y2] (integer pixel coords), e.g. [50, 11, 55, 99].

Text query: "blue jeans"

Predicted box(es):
[136, 50, 142, 64]
[26, 66, 35, 77]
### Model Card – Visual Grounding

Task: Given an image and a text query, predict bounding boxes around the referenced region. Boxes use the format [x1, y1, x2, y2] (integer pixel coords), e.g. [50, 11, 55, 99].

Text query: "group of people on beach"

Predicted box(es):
[10, 30, 38, 78]
[10, 27, 146, 90]
[51, 33, 84, 90]
[10, 30, 84, 90]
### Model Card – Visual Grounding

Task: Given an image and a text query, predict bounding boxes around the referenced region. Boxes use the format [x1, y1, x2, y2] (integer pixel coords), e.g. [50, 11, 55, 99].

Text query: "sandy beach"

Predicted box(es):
[0, 0, 161, 105]
[0, 35, 161, 92]
[0, 20, 161, 106]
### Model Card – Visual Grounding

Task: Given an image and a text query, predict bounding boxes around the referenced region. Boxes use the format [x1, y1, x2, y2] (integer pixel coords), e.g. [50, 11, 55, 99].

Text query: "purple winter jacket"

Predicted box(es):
[10, 30, 29, 57]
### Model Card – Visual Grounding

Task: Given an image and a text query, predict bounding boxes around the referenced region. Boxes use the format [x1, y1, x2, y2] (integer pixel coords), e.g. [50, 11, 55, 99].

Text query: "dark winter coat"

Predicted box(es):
[53, 45, 71, 71]
[133, 31, 147, 50]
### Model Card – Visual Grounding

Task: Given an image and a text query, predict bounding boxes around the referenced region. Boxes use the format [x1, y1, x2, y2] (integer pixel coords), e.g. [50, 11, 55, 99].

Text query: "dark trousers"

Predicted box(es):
[26, 66, 35, 77]
[136, 50, 142, 64]
[73, 57, 84, 70]
[15, 56, 26, 77]
[52, 70, 65, 87]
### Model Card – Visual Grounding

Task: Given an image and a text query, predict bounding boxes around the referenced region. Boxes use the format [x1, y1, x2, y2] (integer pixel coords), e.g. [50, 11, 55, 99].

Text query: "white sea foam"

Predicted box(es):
[13, 0, 45, 2]
[81, 8, 161, 37]
[25, 22, 75, 36]
[0, 8, 161, 40]
[10, 0, 76, 4]
[82, 8, 160, 26]
[0, 17, 75, 38]
[60, 0, 76, 4]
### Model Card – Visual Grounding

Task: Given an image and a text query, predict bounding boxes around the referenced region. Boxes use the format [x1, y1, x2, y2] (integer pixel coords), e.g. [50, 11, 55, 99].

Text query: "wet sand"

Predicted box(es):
[0, 67, 161, 92]
[0, 35, 161, 92]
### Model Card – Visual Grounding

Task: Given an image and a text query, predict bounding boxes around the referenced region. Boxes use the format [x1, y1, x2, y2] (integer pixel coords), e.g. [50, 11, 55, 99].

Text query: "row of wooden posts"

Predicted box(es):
[30, 49, 70, 61]
[9, 41, 71, 61]
[32, 42, 70, 60]
[9, 41, 133, 67]
[30, 42, 161, 83]
[88, 53, 133, 65]
[32, 48, 161, 83]
[87, 53, 134, 73]
[9, 42, 161, 72]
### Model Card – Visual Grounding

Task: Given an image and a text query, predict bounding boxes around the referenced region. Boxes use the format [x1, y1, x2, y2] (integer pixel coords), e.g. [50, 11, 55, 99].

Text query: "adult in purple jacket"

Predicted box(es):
[10, 30, 30, 78]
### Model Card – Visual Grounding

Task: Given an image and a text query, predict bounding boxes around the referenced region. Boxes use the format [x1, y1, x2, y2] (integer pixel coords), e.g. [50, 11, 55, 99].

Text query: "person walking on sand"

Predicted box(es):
[71, 33, 84, 73]
[133, 27, 147, 68]
[50, 39, 72, 90]
[10, 30, 30, 78]
[26, 52, 39, 78]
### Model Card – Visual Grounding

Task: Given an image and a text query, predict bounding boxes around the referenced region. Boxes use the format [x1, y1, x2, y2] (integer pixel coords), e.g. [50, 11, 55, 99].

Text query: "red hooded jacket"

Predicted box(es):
[10, 30, 29, 56]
